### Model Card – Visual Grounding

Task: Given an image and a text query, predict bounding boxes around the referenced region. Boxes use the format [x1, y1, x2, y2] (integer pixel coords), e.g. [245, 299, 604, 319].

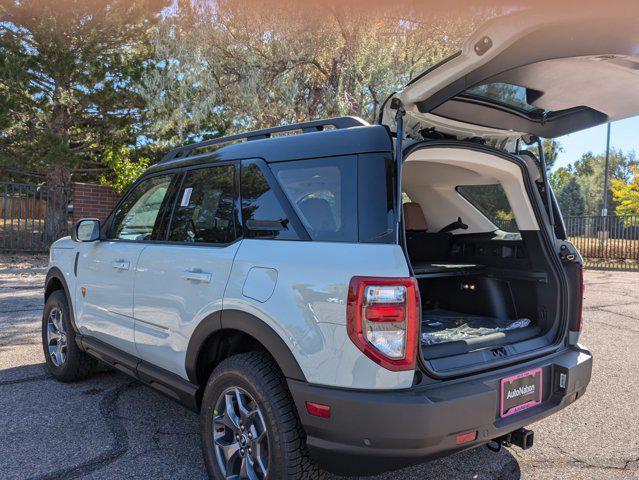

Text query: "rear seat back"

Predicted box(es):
[403, 202, 452, 262]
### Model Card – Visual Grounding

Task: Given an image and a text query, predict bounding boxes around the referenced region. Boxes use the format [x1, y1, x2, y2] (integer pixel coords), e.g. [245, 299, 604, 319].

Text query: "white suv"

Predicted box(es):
[41, 11, 618, 478]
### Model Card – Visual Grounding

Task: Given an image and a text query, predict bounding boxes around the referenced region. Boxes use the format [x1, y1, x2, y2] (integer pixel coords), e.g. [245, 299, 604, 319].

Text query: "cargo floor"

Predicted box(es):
[421, 309, 540, 359]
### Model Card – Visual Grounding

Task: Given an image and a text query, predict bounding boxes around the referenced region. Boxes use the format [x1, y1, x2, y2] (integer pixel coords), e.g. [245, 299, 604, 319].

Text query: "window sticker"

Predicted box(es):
[180, 187, 193, 207]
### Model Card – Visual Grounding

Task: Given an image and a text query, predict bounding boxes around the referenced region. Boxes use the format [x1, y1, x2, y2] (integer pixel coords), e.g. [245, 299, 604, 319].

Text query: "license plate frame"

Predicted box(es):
[500, 368, 543, 418]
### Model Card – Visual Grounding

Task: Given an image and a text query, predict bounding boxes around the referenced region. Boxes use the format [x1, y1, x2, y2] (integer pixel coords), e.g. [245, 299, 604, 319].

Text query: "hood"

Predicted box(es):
[381, 8, 639, 143]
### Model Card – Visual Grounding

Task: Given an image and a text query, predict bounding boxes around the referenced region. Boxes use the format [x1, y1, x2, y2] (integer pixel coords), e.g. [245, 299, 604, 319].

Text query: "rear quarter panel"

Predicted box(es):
[223, 239, 414, 389]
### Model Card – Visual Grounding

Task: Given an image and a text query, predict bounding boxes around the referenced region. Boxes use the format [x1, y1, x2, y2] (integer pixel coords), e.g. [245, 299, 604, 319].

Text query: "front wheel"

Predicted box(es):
[42, 290, 97, 381]
[200, 351, 324, 480]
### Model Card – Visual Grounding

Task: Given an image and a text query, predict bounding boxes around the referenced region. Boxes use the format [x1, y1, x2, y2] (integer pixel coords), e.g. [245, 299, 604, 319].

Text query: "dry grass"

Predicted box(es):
[569, 236, 639, 260]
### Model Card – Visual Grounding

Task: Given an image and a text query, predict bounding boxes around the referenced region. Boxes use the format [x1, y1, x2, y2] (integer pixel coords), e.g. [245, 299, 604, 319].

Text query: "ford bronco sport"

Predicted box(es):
[41, 10, 618, 478]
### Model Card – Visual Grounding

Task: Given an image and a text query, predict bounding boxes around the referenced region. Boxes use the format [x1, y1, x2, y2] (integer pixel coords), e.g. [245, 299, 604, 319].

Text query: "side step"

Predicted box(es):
[78, 334, 201, 412]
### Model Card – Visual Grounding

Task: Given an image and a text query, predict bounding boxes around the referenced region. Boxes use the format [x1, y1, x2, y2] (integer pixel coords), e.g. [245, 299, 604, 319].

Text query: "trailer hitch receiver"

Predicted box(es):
[487, 428, 534, 452]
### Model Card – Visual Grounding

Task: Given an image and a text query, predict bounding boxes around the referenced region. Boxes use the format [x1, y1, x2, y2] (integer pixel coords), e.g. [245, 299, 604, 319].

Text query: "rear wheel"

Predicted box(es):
[200, 351, 324, 480]
[42, 290, 97, 381]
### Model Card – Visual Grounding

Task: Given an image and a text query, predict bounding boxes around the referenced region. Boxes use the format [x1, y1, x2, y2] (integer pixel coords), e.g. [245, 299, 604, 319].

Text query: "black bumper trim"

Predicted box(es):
[288, 346, 592, 476]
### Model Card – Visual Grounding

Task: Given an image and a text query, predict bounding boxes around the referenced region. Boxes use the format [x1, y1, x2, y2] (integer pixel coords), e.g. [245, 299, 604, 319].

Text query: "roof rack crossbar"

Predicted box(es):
[159, 116, 368, 164]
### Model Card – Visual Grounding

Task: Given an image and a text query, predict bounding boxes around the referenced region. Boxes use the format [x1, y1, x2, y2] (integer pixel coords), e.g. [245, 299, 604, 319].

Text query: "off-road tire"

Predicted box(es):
[200, 351, 324, 480]
[42, 290, 97, 381]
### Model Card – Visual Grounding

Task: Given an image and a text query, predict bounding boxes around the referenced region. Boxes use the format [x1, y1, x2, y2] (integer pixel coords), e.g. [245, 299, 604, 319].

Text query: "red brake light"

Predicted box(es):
[365, 304, 406, 322]
[347, 276, 420, 371]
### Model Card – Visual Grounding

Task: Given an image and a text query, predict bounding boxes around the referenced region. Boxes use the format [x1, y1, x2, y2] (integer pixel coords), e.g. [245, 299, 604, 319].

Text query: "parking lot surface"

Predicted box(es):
[1, 254, 638, 480]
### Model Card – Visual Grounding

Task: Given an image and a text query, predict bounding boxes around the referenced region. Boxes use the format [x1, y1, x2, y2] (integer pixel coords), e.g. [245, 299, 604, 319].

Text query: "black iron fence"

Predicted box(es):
[1, 182, 56, 252]
[565, 215, 639, 270]
[2, 181, 639, 269]
[495, 214, 639, 269]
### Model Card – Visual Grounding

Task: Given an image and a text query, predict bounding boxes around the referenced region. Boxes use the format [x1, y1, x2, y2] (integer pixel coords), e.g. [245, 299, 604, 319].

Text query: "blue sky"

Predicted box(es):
[553, 117, 639, 171]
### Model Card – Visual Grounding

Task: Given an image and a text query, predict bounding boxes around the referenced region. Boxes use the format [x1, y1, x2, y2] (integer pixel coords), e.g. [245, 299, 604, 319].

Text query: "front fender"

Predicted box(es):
[44, 267, 79, 333]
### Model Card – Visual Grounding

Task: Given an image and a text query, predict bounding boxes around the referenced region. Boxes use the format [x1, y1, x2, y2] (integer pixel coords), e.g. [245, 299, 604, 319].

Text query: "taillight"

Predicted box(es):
[347, 276, 419, 371]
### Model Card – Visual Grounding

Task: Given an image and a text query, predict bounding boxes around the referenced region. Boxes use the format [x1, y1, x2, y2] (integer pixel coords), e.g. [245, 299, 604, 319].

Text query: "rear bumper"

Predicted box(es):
[288, 345, 592, 476]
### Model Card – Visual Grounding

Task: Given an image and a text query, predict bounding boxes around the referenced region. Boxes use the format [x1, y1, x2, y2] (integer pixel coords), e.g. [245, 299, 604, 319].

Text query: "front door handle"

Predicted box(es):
[112, 260, 130, 271]
[181, 270, 212, 283]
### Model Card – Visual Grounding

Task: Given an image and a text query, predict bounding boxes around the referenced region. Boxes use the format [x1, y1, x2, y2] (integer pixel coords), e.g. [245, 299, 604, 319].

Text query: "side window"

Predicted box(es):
[457, 184, 519, 233]
[109, 175, 173, 241]
[241, 162, 299, 240]
[271, 156, 357, 242]
[168, 165, 237, 244]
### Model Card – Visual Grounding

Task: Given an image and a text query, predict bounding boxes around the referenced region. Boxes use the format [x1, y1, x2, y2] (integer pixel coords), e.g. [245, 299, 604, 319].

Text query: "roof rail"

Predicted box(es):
[159, 116, 369, 164]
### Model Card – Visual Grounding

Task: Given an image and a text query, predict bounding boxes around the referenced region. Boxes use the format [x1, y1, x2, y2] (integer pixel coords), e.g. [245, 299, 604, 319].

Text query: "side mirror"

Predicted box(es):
[72, 219, 101, 242]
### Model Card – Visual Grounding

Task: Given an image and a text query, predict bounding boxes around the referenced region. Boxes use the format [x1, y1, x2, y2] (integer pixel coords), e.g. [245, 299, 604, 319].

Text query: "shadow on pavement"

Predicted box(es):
[0, 362, 523, 480]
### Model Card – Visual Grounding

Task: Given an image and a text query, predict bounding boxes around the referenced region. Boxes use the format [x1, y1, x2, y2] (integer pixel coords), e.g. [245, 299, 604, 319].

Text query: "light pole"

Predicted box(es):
[601, 122, 612, 242]
[602, 122, 611, 217]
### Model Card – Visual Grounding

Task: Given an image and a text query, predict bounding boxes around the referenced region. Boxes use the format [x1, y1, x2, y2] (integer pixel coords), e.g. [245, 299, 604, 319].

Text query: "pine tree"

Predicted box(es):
[556, 176, 585, 217]
[0, 0, 167, 239]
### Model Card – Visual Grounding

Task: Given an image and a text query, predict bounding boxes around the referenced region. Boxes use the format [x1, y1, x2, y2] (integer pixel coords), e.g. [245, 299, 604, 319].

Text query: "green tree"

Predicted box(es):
[549, 166, 573, 192]
[0, 0, 167, 239]
[99, 146, 150, 194]
[139, 0, 483, 140]
[529, 138, 563, 171]
[556, 176, 585, 217]
[572, 149, 637, 215]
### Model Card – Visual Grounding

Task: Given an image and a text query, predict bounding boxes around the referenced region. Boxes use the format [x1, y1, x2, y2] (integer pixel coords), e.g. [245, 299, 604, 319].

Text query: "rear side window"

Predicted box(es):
[457, 184, 519, 232]
[241, 162, 299, 240]
[168, 165, 237, 244]
[272, 156, 357, 242]
[269, 153, 396, 243]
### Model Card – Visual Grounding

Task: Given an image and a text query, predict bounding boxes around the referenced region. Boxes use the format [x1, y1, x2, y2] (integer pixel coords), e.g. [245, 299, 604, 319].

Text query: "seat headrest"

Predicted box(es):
[298, 197, 337, 232]
[403, 202, 428, 231]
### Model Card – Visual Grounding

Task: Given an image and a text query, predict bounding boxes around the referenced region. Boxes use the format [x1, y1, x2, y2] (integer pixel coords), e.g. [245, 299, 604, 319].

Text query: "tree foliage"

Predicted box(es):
[555, 176, 585, 217]
[550, 149, 638, 217]
[529, 138, 563, 171]
[139, 0, 482, 140]
[0, 0, 167, 236]
[612, 166, 639, 217]
[572, 149, 637, 215]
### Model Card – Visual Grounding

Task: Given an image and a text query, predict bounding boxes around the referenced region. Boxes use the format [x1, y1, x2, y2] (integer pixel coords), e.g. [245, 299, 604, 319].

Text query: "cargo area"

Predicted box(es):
[402, 145, 561, 373]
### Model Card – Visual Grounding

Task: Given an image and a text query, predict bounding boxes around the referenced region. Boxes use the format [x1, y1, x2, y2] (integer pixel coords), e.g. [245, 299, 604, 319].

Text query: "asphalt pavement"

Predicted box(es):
[1, 254, 638, 479]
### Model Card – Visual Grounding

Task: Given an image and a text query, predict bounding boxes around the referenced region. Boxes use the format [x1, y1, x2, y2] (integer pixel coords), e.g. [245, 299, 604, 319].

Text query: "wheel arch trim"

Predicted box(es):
[185, 309, 307, 385]
[44, 267, 79, 334]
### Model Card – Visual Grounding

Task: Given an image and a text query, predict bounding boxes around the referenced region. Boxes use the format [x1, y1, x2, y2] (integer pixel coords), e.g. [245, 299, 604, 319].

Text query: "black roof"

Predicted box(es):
[145, 117, 392, 174]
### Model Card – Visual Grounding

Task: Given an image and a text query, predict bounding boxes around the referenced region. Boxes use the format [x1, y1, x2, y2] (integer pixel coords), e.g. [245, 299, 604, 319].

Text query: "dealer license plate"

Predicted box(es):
[500, 368, 542, 418]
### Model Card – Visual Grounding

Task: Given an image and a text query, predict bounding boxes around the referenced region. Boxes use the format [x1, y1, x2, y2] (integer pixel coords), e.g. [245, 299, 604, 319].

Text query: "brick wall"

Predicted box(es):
[70, 183, 119, 223]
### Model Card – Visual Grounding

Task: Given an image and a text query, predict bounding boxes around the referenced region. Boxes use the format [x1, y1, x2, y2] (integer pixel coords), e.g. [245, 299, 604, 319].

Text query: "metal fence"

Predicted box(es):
[565, 215, 639, 270]
[1, 182, 55, 252]
[2, 181, 639, 269]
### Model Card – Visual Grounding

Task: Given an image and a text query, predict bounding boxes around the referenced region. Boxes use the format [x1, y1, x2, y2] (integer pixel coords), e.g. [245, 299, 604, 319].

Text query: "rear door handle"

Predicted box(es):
[181, 270, 212, 283]
[112, 260, 130, 271]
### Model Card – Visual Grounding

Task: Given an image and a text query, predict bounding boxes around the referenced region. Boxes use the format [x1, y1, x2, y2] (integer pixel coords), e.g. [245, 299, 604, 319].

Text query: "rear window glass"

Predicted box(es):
[463, 83, 540, 113]
[457, 184, 519, 232]
[270, 154, 396, 243]
[272, 157, 357, 242]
